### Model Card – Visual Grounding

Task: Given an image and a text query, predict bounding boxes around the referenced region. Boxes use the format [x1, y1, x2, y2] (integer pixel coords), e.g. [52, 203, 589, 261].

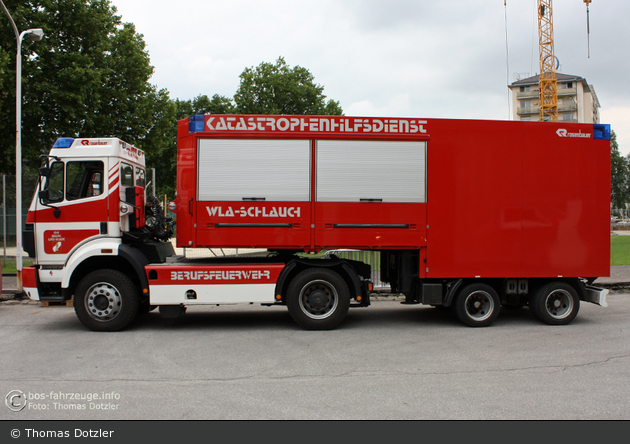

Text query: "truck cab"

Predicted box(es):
[22, 137, 174, 310]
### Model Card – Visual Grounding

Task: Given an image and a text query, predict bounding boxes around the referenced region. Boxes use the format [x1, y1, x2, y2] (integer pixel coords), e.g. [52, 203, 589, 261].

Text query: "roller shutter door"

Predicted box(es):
[198, 139, 311, 202]
[316, 140, 426, 202]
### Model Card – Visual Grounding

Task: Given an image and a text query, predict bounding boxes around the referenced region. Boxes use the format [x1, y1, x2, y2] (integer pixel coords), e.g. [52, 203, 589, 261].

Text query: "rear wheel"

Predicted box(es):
[453, 283, 501, 327]
[286, 268, 350, 330]
[74, 269, 139, 332]
[530, 282, 580, 325]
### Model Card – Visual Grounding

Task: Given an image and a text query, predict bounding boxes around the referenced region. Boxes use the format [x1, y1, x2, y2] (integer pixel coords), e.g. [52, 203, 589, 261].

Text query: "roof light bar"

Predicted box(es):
[593, 124, 611, 141]
[52, 137, 75, 148]
[189, 115, 205, 134]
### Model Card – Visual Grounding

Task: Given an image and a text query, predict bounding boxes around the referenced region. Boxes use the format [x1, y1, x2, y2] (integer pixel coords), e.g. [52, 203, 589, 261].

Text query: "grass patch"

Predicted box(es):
[611, 235, 630, 265]
[1, 259, 34, 274]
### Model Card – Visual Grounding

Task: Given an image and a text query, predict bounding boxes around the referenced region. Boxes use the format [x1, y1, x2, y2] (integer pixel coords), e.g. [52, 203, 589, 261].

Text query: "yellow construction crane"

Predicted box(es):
[538, 0, 558, 122]
[537, 1, 592, 121]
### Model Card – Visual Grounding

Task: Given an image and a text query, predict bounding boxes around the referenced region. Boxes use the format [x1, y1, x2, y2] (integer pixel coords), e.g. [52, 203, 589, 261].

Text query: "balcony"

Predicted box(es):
[557, 87, 577, 97]
[558, 103, 577, 112]
[517, 104, 577, 116]
[517, 106, 539, 115]
[516, 90, 539, 99]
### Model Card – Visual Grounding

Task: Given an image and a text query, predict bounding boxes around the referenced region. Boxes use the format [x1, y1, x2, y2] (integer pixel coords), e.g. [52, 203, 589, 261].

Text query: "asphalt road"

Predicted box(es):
[1, 291, 628, 421]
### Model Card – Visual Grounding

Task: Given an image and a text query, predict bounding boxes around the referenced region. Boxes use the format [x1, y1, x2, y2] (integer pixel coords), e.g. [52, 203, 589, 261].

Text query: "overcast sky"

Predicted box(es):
[110, 0, 630, 154]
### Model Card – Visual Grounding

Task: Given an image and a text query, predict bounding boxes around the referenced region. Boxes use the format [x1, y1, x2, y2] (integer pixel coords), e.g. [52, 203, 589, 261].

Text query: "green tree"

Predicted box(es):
[0, 48, 8, 97]
[610, 130, 629, 211]
[0, 0, 171, 173]
[152, 57, 343, 196]
[234, 56, 343, 115]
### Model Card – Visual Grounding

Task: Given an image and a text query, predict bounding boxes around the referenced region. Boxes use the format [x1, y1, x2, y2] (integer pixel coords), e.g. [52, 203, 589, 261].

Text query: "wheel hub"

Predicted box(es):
[93, 295, 110, 311]
[308, 289, 328, 309]
[85, 282, 122, 322]
[464, 291, 493, 321]
[299, 280, 338, 320]
[545, 290, 572, 319]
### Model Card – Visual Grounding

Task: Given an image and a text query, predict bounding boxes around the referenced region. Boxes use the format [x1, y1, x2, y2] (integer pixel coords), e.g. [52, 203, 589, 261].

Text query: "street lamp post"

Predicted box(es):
[15, 28, 44, 294]
[1, 1, 44, 294]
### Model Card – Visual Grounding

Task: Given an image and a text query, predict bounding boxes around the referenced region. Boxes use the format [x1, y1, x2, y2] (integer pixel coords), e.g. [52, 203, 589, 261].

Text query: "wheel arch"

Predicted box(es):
[443, 279, 463, 307]
[274, 258, 363, 304]
[63, 243, 150, 300]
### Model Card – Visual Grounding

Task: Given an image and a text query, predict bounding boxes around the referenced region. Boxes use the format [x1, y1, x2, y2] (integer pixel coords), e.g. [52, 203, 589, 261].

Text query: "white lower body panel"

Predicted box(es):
[149, 283, 276, 305]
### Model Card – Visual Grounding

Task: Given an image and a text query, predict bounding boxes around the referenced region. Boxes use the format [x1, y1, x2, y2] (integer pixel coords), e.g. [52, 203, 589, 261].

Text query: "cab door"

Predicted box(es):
[34, 159, 107, 265]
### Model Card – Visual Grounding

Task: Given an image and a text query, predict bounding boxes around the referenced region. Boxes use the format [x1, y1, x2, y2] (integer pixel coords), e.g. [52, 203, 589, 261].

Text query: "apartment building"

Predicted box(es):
[509, 73, 600, 123]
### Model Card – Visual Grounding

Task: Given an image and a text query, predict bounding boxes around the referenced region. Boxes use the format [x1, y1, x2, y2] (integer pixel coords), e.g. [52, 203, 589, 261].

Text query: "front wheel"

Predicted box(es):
[286, 268, 350, 330]
[529, 282, 580, 325]
[74, 269, 139, 332]
[453, 283, 501, 327]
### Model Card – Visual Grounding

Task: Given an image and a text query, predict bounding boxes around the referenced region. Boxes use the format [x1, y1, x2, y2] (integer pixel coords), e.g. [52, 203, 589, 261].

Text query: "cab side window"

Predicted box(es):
[121, 163, 134, 187]
[135, 167, 146, 188]
[66, 161, 105, 201]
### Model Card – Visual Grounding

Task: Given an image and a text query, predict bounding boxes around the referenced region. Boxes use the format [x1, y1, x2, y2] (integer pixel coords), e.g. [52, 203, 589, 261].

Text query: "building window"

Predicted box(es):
[562, 113, 573, 121]
[521, 116, 531, 121]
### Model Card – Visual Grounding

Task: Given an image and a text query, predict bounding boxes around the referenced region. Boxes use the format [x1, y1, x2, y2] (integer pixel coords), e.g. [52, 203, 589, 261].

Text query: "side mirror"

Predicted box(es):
[38, 189, 61, 218]
[38, 166, 51, 178]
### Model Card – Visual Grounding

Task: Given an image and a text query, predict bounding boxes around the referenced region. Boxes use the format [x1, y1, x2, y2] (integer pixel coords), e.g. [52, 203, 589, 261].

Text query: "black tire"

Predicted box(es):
[74, 269, 139, 332]
[453, 283, 501, 327]
[529, 282, 580, 325]
[286, 268, 350, 330]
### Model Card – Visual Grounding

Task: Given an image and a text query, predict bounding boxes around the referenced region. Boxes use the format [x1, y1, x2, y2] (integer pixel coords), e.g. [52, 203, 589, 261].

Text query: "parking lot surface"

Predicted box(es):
[1, 291, 628, 420]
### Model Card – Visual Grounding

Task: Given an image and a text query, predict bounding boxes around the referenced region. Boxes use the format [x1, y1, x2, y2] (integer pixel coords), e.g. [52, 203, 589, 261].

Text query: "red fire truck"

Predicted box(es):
[22, 115, 611, 331]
